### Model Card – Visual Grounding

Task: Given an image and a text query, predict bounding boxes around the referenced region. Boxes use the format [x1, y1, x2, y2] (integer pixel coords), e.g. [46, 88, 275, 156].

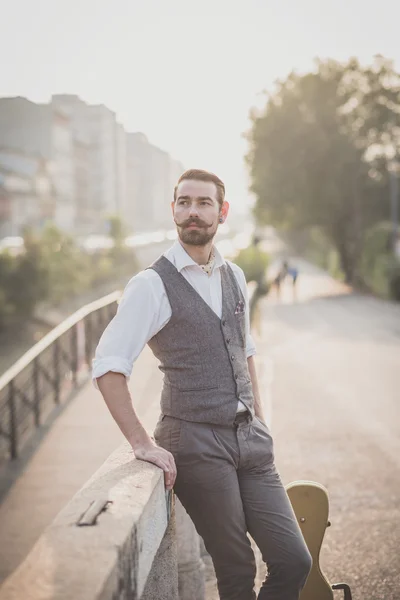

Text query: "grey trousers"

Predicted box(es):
[154, 412, 312, 600]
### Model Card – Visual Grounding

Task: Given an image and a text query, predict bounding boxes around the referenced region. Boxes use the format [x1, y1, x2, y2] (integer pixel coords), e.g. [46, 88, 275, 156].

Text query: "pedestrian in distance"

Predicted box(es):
[284, 260, 299, 301]
[273, 260, 299, 302]
[271, 261, 288, 300]
[93, 169, 312, 600]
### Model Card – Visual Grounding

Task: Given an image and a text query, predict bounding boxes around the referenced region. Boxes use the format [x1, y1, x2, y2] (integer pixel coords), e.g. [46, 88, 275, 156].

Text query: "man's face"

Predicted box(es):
[172, 179, 228, 246]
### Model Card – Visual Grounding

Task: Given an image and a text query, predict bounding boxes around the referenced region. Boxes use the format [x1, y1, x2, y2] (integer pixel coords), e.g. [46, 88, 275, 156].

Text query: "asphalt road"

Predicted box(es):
[256, 259, 400, 600]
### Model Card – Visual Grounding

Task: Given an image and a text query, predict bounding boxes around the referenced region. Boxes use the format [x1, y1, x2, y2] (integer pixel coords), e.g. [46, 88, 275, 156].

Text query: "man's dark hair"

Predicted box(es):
[174, 169, 225, 207]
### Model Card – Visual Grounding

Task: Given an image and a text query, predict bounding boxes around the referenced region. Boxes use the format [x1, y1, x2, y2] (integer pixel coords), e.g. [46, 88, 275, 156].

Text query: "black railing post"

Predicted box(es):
[53, 339, 60, 404]
[0, 295, 119, 467]
[33, 358, 40, 427]
[8, 381, 17, 459]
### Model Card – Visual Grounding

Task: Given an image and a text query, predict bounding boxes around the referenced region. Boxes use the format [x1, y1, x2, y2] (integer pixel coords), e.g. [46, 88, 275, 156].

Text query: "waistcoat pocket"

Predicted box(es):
[178, 384, 219, 392]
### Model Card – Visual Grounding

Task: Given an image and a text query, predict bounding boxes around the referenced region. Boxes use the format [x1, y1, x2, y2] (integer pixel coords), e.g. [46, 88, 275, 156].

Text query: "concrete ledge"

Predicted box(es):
[0, 442, 177, 600]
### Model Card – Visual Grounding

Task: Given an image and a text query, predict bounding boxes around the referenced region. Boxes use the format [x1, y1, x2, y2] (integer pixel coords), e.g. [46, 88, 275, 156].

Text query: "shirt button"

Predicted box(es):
[226, 338, 230, 344]
[231, 355, 235, 361]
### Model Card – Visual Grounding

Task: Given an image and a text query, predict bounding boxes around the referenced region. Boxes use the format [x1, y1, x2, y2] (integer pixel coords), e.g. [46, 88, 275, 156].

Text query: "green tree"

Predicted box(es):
[246, 56, 400, 284]
[108, 214, 126, 248]
[34, 224, 90, 305]
[0, 236, 48, 329]
[14, 238, 49, 317]
[234, 245, 269, 285]
[0, 253, 17, 328]
[107, 214, 138, 280]
[0, 220, 139, 334]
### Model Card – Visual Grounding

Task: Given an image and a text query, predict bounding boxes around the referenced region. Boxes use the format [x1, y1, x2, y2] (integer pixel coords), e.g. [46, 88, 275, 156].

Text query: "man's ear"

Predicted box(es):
[171, 200, 175, 216]
[220, 201, 230, 222]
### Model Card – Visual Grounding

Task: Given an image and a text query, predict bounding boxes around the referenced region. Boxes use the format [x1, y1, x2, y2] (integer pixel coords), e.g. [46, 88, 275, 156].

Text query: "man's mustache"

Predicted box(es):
[175, 218, 212, 228]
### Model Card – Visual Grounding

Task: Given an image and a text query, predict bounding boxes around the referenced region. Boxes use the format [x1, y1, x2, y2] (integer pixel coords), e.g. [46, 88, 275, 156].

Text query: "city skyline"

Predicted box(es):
[0, 94, 185, 236]
[2, 0, 400, 216]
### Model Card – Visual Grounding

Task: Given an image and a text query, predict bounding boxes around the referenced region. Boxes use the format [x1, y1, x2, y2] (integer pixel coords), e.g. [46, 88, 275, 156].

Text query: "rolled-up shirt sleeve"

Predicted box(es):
[92, 271, 167, 387]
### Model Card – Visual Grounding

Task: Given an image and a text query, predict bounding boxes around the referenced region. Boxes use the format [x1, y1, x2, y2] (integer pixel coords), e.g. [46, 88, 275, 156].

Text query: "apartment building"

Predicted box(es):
[0, 148, 54, 237]
[0, 97, 75, 231]
[0, 95, 184, 237]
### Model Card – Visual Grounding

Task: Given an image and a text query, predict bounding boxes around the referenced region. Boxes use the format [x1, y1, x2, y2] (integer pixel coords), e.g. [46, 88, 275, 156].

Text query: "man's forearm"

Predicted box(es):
[97, 371, 177, 490]
[247, 355, 265, 422]
[96, 372, 150, 449]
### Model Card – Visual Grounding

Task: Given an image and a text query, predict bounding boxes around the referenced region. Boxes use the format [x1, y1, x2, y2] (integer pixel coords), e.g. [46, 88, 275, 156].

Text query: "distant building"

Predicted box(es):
[80, 102, 119, 217]
[0, 148, 54, 237]
[116, 122, 128, 220]
[169, 157, 185, 201]
[0, 95, 184, 237]
[126, 133, 184, 232]
[150, 144, 172, 230]
[51, 95, 128, 233]
[0, 97, 75, 231]
[126, 132, 152, 232]
[50, 95, 93, 233]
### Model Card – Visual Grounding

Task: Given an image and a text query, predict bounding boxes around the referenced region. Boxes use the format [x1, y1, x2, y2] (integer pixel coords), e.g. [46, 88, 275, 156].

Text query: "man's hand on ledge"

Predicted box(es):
[96, 371, 177, 491]
[133, 439, 177, 491]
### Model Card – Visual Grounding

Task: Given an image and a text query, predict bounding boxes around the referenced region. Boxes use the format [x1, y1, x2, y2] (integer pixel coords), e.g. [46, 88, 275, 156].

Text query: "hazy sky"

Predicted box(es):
[2, 0, 400, 215]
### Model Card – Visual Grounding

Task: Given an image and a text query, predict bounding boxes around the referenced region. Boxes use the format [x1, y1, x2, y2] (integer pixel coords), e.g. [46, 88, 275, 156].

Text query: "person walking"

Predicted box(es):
[93, 169, 311, 600]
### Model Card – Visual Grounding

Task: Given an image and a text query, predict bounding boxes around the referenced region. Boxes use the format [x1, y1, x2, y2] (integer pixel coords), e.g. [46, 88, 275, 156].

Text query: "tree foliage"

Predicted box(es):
[0, 221, 138, 332]
[234, 244, 269, 284]
[246, 55, 400, 283]
[107, 215, 137, 277]
[0, 232, 49, 328]
[31, 224, 88, 304]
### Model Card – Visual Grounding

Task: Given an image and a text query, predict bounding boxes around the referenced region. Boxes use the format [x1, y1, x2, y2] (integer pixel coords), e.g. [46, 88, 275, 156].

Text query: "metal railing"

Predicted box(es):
[0, 291, 120, 464]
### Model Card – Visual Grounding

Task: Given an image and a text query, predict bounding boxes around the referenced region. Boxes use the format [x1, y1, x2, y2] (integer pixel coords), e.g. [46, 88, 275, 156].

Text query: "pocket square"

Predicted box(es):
[234, 300, 245, 315]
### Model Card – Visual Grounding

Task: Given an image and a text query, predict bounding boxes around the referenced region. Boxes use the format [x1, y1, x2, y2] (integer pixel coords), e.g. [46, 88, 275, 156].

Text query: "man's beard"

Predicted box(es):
[175, 219, 217, 246]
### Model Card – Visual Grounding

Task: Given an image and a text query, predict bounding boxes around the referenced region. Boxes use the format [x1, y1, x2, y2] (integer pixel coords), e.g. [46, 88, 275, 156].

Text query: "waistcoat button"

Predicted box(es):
[231, 355, 235, 361]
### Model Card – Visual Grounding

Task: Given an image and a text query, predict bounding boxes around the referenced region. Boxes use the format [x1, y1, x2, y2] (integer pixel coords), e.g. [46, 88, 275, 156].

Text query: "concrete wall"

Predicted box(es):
[0, 442, 180, 600]
[0, 97, 75, 232]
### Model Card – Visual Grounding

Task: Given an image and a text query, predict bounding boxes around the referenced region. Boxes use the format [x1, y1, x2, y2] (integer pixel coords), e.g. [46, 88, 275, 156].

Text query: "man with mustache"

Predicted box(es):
[93, 169, 311, 599]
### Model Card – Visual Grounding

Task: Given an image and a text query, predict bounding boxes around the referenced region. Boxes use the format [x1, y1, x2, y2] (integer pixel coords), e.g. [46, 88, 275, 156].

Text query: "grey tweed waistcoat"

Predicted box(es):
[147, 255, 254, 425]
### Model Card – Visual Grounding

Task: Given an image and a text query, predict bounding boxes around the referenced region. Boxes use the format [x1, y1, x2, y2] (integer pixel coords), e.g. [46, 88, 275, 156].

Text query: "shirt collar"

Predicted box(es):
[171, 240, 226, 273]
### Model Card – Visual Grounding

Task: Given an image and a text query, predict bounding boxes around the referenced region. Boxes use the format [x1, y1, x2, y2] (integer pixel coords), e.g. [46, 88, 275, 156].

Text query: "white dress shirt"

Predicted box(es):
[93, 241, 256, 411]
